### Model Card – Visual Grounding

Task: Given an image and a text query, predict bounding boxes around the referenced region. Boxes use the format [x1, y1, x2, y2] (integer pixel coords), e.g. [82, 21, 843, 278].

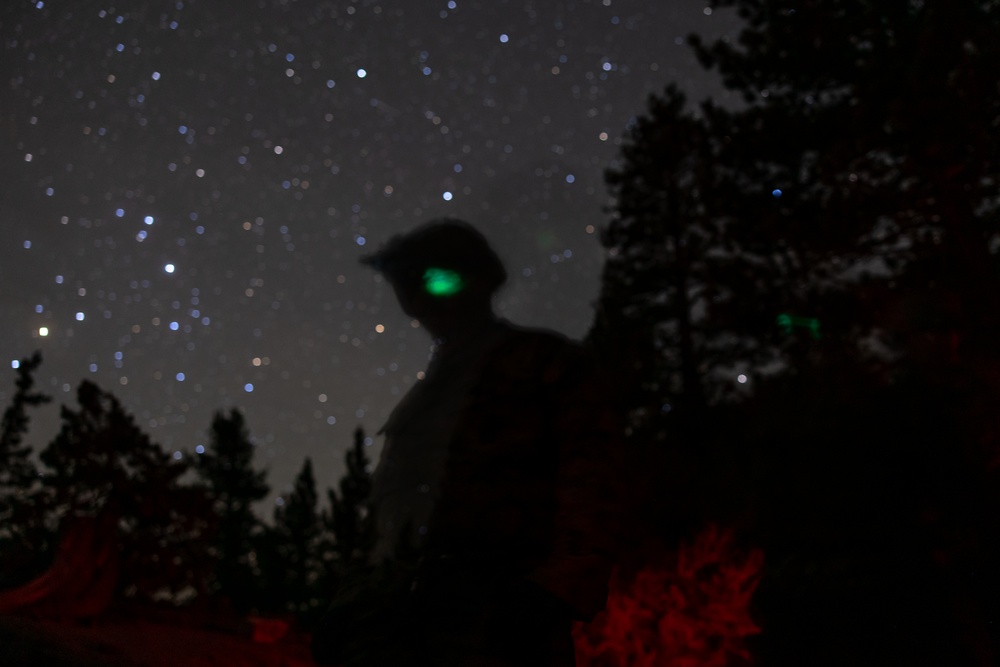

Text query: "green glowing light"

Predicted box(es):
[777, 313, 820, 339]
[422, 267, 465, 297]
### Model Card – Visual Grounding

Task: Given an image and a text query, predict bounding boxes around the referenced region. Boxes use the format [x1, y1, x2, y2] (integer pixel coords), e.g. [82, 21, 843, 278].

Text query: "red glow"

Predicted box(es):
[574, 524, 764, 667]
[249, 616, 291, 644]
[0, 512, 120, 619]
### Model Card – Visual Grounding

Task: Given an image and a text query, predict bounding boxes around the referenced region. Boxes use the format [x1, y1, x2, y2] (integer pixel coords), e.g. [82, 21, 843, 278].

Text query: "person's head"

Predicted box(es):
[360, 218, 507, 336]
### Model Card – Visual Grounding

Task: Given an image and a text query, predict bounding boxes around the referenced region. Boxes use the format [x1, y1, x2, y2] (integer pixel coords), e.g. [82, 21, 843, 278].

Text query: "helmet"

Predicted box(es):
[359, 218, 507, 295]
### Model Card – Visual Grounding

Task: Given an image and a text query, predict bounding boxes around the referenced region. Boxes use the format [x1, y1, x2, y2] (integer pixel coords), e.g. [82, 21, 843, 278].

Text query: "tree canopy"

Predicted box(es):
[589, 1, 1000, 662]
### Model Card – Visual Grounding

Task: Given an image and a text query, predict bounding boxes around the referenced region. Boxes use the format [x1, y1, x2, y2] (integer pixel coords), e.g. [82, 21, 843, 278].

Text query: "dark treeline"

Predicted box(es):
[2, 1, 1000, 664]
[0, 351, 374, 630]
[587, 0, 1000, 665]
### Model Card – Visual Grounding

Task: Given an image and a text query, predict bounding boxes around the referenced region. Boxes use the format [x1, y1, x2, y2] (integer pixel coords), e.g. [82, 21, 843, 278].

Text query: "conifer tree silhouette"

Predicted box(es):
[194, 408, 269, 612]
[0, 352, 51, 583]
[39, 380, 205, 602]
[265, 457, 323, 620]
[590, 1, 1000, 663]
[321, 426, 374, 589]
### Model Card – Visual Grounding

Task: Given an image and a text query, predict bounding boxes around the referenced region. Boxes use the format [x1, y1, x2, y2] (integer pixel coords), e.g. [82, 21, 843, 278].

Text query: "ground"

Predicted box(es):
[0, 612, 317, 667]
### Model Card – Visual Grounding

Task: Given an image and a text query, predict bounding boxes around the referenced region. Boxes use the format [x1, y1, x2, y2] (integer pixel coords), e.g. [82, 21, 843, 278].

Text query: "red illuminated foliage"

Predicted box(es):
[574, 524, 763, 667]
[249, 616, 291, 644]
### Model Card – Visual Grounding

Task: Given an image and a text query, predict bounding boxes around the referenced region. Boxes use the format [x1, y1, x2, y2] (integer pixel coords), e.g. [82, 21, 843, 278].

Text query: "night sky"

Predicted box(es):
[1, 0, 740, 510]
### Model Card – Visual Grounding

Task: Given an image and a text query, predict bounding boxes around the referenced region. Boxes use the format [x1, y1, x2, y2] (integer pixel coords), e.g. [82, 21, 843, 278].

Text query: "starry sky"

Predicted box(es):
[1, 0, 740, 510]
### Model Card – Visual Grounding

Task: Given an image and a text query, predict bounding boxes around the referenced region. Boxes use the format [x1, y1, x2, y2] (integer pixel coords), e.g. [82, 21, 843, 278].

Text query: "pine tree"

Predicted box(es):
[38, 380, 207, 602]
[324, 427, 374, 575]
[294, 425, 377, 661]
[591, 2, 1000, 661]
[0, 352, 52, 538]
[589, 84, 801, 442]
[41, 381, 147, 516]
[265, 457, 323, 620]
[193, 408, 269, 612]
[588, 84, 798, 547]
[311, 424, 375, 614]
[589, 86, 709, 437]
[0, 351, 52, 582]
[687, 0, 1000, 383]
[597, 2, 1000, 418]
[673, 2, 1000, 661]
[593, 0, 1000, 491]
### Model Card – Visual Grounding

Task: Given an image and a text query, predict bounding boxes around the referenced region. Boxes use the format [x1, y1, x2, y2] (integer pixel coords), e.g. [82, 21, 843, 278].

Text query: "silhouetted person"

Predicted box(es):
[311, 218, 625, 666]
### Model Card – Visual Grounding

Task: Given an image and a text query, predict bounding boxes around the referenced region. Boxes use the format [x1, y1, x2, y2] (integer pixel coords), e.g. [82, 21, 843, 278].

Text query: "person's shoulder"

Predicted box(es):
[492, 320, 595, 378]
[494, 320, 584, 354]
